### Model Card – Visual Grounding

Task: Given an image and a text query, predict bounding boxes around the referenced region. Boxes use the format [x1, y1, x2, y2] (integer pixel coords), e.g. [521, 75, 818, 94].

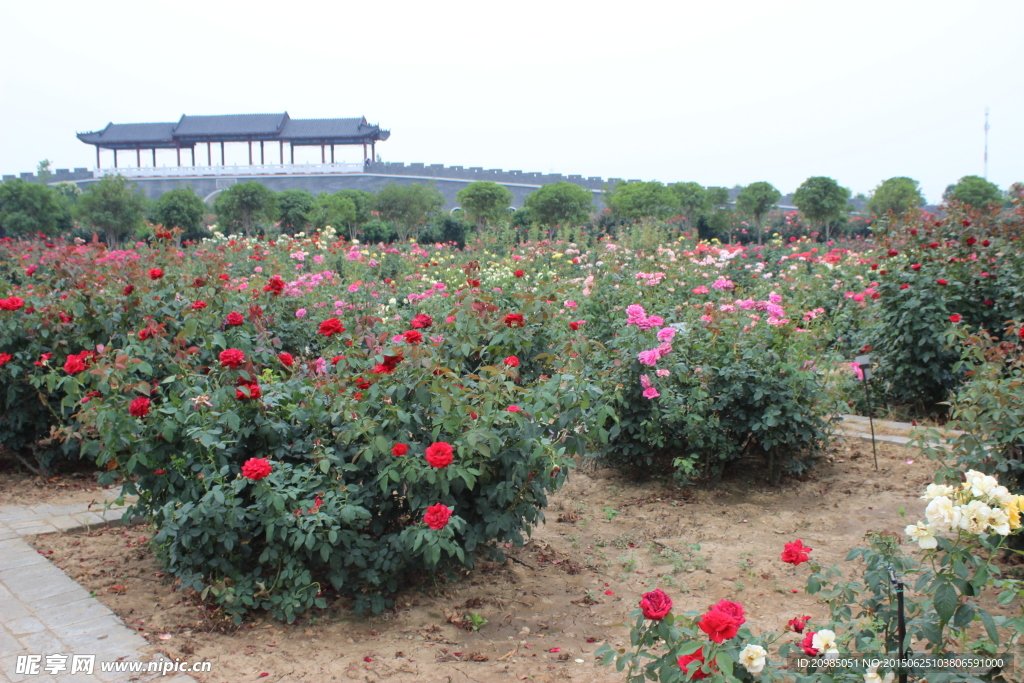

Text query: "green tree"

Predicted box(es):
[867, 177, 924, 219]
[373, 183, 445, 242]
[213, 182, 278, 236]
[336, 190, 375, 227]
[793, 176, 851, 242]
[75, 175, 147, 245]
[523, 182, 593, 227]
[604, 181, 676, 221]
[456, 181, 514, 227]
[0, 179, 67, 237]
[735, 182, 781, 244]
[36, 159, 53, 184]
[946, 175, 1002, 210]
[308, 193, 357, 239]
[669, 182, 709, 227]
[150, 187, 207, 241]
[276, 189, 316, 235]
[52, 181, 82, 204]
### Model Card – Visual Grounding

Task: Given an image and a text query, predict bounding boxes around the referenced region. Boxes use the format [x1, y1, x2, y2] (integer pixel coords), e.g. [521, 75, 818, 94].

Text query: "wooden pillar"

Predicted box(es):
[113, 149, 118, 168]
[321, 143, 325, 164]
[260, 140, 265, 165]
[371, 141, 376, 162]
[176, 145, 181, 167]
[136, 146, 141, 167]
[279, 140, 284, 164]
[96, 147, 101, 169]
[152, 148, 157, 167]
[207, 141, 212, 165]
[331, 144, 335, 163]
[290, 144, 295, 164]
[362, 142, 367, 160]
[248, 139, 253, 165]
[220, 141, 225, 165]
[190, 146, 195, 166]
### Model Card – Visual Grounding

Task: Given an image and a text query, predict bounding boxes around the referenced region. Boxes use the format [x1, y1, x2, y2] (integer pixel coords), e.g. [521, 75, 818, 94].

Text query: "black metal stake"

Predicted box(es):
[889, 567, 908, 683]
[860, 365, 878, 471]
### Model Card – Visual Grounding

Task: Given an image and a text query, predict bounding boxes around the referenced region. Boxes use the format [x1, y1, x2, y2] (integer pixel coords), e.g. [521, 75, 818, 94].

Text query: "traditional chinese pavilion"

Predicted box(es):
[77, 113, 389, 169]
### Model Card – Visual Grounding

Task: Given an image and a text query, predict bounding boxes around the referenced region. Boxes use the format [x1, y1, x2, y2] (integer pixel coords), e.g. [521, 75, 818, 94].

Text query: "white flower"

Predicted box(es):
[925, 496, 962, 532]
[965, 470, 999, 498]
[959, 500, 993, 534]
[905, 522, 938, 549]
[812, 630, 837, 653]
[988, 507, 1011, 535]
[865, 664, 895, 683]
[739, 644, 767, 674]
[989, 485, 1014, 506]
[921, 483, 955, 501]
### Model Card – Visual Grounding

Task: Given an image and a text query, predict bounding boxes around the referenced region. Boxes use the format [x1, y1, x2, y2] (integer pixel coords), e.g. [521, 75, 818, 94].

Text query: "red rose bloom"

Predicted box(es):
[887, 249, 898, 257]
[219, 348, 246, 369]
[153, 469, 166, 475]
[936, 279, 948, 286]
[425, 442, 454, 468]
[123, 285, 135, 296]
[504, 313, 525, 327]
[697, 607, 742, 643]
[0, 352, 12, 367]
[278, 352, 294, 367]
[0, 296, 26, 311]
[226, 311, 245, 326]
[262, 275, 285, 295]
[788, 615, 811, 633]
[966, 237, 977, 246]
[504, 355, 520, 367]
[984, 299, 994, 306]
[218, 273, 229, 281]
[910, 264, 921, 271]
[949, 314, 961, 323]
[982, 239, 991, 247]
[241, 457, 272, 481]
[424, 504, 452, 530]
[63, 352, 89, 374]
[236, 382, 261, 400]
[677, 648, 713, 680]
[403, 330, 423, 344]
[900, 284, 910, 290]
[149, 268, 164, 280]
[800, 631, 819, 656]
[711, 600, 745, 626]
[191, 300, 208, 310]
[129, 396, 151, 417]
[467, 278, 481, 287]
[411, 314, 433, 329]
[392, 443, 408, 456]
[319, 317, 345, 336]
[569, 321, 580, 331]
[507, 405, 521, 413]
[514, 269, 524, 278]
[639, 589, 673, 620]
[781, 539, 812, 565]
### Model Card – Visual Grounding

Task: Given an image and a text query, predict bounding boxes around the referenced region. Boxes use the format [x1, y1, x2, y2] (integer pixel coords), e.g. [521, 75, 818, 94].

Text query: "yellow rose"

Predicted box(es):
[1006, 502, 1021, 531]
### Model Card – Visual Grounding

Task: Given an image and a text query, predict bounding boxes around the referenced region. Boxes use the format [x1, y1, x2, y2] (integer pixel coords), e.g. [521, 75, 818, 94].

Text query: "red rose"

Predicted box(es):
[0, 353, 12, 367]
[0, 296, 26, 311]
[966, 237, 977, 246]
[984, 299, 993, 306]
[392, 443, 408, 456]
[697, 607, 741, 643]
[226, 311, 245, 326]
[781, 539, 812, 565]
[278, 352, 294, 367]
[949, 314, 961, 323]
[149, 268, 164, 280]
[425, 442, 454, 468]
[403, 330, 423, 344]
[936, 279, 948, 286]
[800, 631, 819, 656]
[504, 355, 520, 367]
[788, 615, 811, 633]
[138, 328, 154, 340]
[677, 648, 713, 680]
[319, 318, 345, 336]
[711, 599, 745, 626]
[424, 503, 452, 530]
[910, 264, 921, 271]
[219, 348, 246, 369]
[504, 313, 525, 327]
[411, 314, 433, 329]
[639, 589, 673, 620]
[219, 273, 230, 281]
[470, 411, 478, 419]
[129, 396, 151, 417]
[191, 301, 208, 310]
[236, 382, 261, 400]
[153, 469, 166, 475]
[514, 269, 524, 278]
[81, 390, 102, 403]
[982, 239, 991, 247]
[241, 457, 272, 481]
[467, 278, 481, 287]
[900, 284, 910, 290]
[507, 405, 521, 413]
[962, 219, 971, 227]
[123, 285, 135, 296]
[569, 321, 580, 331]
[262, 275, 285, 295]
[63, 352, 88, 374]
[887, 249, 898, 256]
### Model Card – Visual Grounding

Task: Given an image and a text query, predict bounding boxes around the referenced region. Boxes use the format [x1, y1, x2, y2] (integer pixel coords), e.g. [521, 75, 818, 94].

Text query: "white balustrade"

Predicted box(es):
[93, 163, 364, 179]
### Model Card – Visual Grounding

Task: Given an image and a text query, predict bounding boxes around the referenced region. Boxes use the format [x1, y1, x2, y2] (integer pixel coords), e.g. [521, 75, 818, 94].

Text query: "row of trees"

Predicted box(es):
[0, 166, 1013, 245]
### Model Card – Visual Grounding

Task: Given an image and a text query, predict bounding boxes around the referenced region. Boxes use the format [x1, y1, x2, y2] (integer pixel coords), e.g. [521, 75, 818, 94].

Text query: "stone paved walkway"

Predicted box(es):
[0, 491, 195, 683]
[837, 414, 962, 448]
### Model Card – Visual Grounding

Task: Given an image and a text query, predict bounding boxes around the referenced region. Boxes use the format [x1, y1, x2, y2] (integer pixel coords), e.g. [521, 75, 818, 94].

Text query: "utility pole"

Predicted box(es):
[984, 107, 990, 179]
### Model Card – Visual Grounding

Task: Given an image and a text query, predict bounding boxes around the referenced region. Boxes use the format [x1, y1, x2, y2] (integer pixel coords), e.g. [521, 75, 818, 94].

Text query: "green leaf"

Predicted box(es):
[933, 582, 958, 624]
[978, 609, 1000, 644]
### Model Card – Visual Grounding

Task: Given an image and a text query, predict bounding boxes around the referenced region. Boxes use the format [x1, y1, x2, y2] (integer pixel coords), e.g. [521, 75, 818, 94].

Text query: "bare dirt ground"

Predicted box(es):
[14, 439, 1007, 683]
[0, 468, 120, 508]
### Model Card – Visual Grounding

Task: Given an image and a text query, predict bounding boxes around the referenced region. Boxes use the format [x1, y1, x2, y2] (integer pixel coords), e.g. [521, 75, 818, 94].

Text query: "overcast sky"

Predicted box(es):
[2, 0, 1021, 204]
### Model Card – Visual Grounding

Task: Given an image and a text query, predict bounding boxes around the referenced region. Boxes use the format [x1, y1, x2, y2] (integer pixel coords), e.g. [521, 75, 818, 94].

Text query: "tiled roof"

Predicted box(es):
[280, 117, 367, 140]
[172, 113, 287, 137]
[78, 122, 176, 144]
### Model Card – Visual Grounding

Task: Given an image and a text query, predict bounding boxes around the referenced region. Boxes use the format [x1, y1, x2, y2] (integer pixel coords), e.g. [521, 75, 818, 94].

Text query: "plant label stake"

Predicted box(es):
[888, 566, 908, 683]
[856, 354, 878, 470]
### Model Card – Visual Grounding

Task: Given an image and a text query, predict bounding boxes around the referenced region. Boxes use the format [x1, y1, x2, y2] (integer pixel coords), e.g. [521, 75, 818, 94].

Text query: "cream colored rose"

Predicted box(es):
[925, 496, 962, 532]
[812, 629, 837, 653]
[865, 664, 895, 683]
[905, 522, 938, 549]
[739, 644, 767, 674]
[959, 500, 993, 535]
[921, 483, 955, 501]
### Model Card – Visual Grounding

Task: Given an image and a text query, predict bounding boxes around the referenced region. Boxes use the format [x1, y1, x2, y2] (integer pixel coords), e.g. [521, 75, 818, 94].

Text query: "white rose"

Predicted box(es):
[925, 496, 962, 532]
[905, 522, 938, 549]
[865, 664, 895, 683]
[812, 630, 837, 653]
[988, 507, 1011, 535]
[921, 483, 955, 501]
[739, 644, 767, 674]
[990, 485, 1014, 506]
[965, 470, 998, 498]
[959, 500, 993, 534]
